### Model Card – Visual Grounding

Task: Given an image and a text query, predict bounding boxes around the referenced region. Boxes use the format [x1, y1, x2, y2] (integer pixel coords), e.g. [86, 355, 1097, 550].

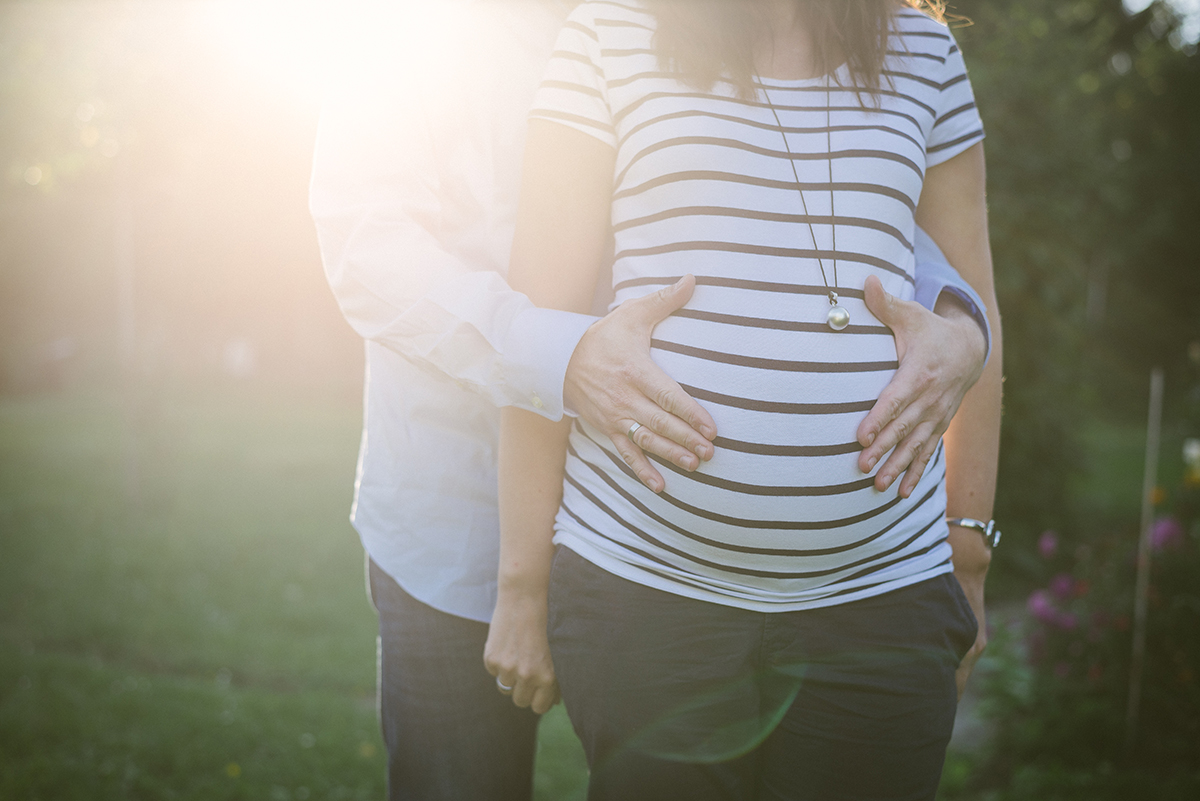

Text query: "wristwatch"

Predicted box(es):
[946, 517, 1001, 549]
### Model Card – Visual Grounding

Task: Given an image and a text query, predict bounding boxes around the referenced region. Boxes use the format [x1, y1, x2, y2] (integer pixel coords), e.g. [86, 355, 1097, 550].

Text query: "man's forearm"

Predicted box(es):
[913, 225, 992, 361]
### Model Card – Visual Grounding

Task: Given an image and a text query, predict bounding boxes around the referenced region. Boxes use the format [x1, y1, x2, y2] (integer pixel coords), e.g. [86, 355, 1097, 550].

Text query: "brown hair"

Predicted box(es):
[643, 0, 948, 97]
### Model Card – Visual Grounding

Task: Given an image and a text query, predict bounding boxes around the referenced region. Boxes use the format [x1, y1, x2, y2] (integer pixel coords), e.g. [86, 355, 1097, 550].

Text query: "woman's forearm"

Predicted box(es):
[943, 329, 1002, 575]
[495, 119, 614, 590]
[498, 408, 574, 594]
[484, 119, 615, 711]
[483, 406, 573, 713]
[915, 143, 1002, 544]
[915, 142, 1001, 696]
[942, 327, 1000, 698]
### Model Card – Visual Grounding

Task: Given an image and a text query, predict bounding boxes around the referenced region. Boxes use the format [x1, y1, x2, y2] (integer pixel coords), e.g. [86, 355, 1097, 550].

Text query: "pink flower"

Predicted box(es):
[1038, 530, 1059, 559]
[1050, 573, 1075, 601]
[1056, 612, 1078, 631]
[1028, 587, 1078, 630]
[1027, 589, 1057, 624]
[1149, 516, 1184, 551]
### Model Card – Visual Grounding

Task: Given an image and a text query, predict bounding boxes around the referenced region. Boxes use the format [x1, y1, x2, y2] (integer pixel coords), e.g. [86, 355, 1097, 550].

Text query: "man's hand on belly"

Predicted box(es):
[855, 276, 987, 497]
[564, 275, 718, 493]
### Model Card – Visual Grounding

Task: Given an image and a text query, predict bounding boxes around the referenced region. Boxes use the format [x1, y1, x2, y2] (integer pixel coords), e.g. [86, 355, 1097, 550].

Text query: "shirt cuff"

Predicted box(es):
[503, 306, 597, 420]
[912, 230, 992, 367]
[914, 277, 992, 369]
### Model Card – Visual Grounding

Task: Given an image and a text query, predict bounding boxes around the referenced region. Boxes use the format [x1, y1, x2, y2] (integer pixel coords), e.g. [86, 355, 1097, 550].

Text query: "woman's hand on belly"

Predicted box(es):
[854, 276, 987, 497]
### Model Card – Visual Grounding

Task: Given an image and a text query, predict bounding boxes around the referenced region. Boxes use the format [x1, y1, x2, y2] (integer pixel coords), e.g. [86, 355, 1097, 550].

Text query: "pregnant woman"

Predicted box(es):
[488, 0, 1002, 798]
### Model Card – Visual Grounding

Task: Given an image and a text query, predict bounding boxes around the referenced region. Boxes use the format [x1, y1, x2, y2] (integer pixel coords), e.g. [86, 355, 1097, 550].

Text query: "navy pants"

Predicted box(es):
[547, 547, 978, 801]
[368, 559, 539, 801]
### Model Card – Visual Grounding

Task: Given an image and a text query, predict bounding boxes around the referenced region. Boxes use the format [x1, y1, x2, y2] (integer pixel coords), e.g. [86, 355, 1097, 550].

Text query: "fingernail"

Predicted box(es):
[864, 432, 876, 446]
[865, 456, 877, 471]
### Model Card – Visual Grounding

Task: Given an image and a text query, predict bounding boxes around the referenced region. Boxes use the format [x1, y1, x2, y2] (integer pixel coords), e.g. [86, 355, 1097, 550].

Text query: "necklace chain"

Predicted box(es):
[760, 78, 849, 330]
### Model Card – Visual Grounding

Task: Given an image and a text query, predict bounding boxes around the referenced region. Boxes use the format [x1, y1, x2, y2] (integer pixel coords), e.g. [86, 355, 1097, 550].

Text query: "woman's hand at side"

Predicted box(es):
[486, 408, 574, 714]
[484, 575, 560, 714]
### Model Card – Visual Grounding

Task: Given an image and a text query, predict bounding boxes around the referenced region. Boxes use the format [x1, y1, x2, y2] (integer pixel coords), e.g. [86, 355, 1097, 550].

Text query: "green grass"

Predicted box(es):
[0, 387, 587, 800]
[5, 385, 1174, 799]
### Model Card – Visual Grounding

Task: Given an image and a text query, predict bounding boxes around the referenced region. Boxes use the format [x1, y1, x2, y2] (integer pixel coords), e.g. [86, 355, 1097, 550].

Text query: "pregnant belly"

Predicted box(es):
[557, 285, 950, 598]
[635, 312, 901, 531]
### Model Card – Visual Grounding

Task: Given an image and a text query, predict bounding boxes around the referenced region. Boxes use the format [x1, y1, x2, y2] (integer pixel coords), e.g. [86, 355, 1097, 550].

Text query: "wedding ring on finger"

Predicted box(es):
[496, 677, 514, 695]
[626, 421, 643, 441]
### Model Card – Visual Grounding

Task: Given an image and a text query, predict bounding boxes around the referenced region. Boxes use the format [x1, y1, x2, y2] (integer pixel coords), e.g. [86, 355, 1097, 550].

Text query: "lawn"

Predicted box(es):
[0, 386, 588, 800]
[2, 385, 1179, 799]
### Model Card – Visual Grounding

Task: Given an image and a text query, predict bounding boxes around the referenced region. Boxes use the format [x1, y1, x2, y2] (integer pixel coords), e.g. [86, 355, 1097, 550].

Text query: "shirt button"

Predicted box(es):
[531, 393, 544, 409]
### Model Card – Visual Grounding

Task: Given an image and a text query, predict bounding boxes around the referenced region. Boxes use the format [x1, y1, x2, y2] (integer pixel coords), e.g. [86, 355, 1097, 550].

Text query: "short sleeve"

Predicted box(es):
[926, 29, 985, 167]
[529, 3, 618, 148]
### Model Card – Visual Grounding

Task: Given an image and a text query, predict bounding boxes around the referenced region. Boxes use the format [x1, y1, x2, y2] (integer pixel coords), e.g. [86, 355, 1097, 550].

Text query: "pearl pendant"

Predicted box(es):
[826, 291, 850, 331]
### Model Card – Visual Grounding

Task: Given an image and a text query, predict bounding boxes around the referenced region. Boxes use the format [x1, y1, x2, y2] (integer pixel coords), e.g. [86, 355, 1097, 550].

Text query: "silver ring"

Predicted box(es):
[626, 421, 643, 440]
[496, 677, 514, 694]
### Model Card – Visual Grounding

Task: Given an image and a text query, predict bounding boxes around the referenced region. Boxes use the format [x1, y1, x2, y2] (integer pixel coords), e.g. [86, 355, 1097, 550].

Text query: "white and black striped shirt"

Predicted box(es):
[533, 0, 986, 611]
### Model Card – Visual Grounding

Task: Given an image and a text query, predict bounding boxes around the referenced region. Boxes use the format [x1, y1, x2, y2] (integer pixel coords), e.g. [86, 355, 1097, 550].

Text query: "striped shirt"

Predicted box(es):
[532, 0, 986, 612]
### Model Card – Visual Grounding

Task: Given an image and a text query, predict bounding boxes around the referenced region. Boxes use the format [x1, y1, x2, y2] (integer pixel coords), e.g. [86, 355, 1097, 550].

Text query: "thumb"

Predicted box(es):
[862, 274, 902, 328]
[628, 274, 696, 326]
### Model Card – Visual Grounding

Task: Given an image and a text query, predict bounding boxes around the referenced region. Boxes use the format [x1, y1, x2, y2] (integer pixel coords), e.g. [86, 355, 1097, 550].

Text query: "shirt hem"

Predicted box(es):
[552, 536, 955, 614]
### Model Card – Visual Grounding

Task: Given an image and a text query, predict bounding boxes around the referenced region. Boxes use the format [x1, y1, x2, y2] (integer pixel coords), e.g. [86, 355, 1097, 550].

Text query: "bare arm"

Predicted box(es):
[914, 142, 1003, 697]
[483, 120, 616, 712]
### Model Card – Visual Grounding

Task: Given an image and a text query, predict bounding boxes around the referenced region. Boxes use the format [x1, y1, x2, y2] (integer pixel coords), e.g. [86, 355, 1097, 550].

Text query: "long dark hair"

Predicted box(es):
[643, 0, 948, 96]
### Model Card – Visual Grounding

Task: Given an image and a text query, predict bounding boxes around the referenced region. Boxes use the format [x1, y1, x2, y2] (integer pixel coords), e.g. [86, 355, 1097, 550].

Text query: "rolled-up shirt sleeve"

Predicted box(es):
[913, 227, 992, 366]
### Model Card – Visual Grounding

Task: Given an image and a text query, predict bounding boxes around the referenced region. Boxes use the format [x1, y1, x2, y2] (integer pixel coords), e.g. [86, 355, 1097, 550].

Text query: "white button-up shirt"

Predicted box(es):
[310, 0, 989, 623]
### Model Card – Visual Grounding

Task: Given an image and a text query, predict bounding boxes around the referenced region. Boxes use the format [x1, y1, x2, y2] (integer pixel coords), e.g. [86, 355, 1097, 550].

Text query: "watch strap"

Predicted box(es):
[947, 517, 1001, 549]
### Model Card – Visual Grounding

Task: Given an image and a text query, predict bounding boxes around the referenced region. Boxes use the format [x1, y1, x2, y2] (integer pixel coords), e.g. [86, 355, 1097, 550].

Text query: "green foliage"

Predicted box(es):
[938, 349, 1200, 801]
[2, 0, 1196, 564]
[953, 422, 1200, 798]
[0, 390, 589, 799]
[950, 0, 1199, 555]
[962, 524, 1200, 799]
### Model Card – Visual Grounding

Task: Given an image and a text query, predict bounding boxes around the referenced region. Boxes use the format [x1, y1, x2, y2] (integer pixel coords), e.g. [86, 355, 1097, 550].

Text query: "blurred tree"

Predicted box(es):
[1, 1, 1195, 548]
[951, 0, 1199, 558]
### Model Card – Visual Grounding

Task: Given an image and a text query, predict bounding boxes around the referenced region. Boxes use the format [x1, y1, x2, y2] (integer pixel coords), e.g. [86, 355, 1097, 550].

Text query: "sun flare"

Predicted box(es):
[192, 1, 466, 108]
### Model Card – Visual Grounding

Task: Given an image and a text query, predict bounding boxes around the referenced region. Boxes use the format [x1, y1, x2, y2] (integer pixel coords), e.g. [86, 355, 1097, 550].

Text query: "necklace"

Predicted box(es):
[760, 78, 850, 331]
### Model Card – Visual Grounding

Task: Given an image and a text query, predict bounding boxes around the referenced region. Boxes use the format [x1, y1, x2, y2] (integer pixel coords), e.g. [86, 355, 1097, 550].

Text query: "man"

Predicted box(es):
[310, 2, 992, 798]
